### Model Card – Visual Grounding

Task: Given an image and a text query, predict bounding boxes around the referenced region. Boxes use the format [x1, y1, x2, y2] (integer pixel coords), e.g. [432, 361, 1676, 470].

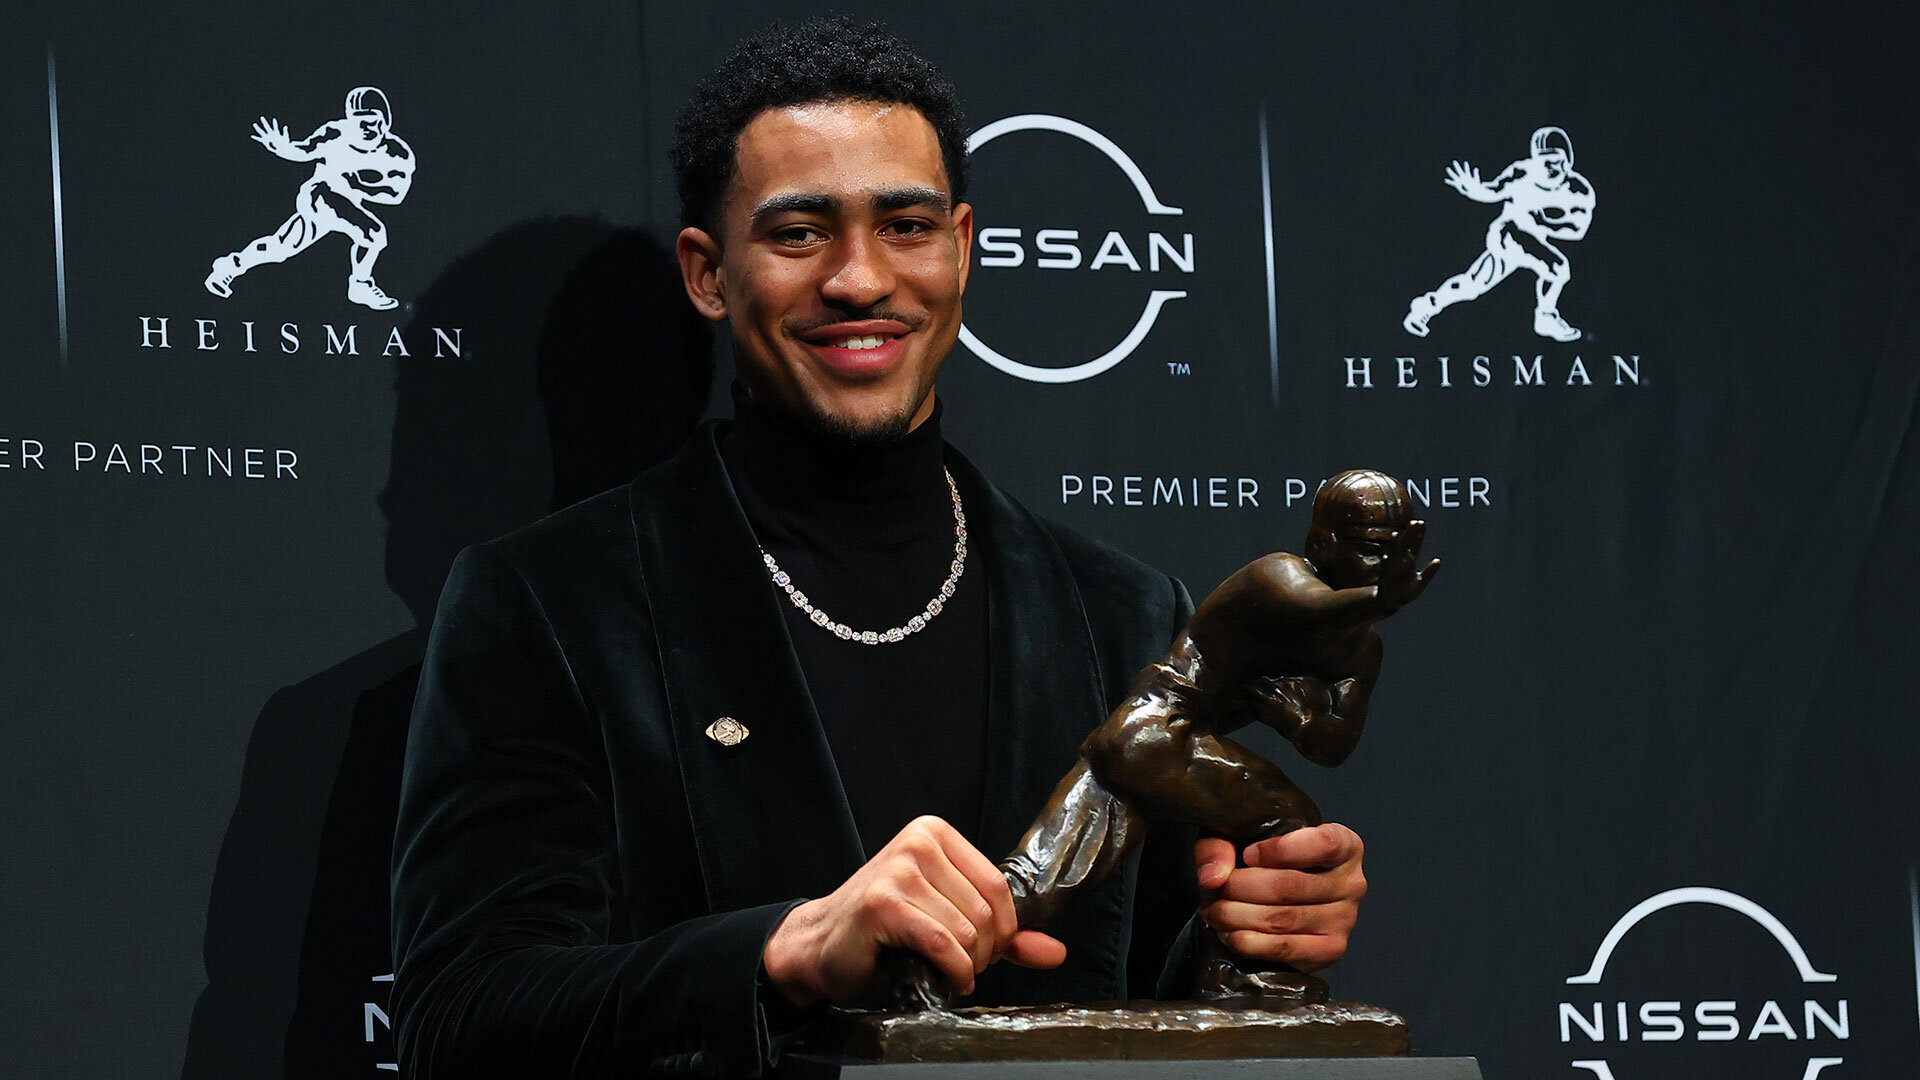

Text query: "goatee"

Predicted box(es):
[797, 401, 918, 450]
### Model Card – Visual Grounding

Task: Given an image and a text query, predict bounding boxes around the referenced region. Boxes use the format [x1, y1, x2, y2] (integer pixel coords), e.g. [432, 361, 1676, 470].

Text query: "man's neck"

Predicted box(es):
[722, 383, 951, 547]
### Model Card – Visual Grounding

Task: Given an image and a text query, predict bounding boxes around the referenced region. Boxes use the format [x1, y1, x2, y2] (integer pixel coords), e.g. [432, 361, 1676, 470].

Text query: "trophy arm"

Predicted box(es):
[1241, 633, 1381, 768]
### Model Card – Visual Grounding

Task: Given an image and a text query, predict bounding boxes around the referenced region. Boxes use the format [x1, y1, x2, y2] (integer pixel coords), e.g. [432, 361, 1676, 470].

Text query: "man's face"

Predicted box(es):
[677, 100, 972, 442]
[1538, 149, 1569, 181]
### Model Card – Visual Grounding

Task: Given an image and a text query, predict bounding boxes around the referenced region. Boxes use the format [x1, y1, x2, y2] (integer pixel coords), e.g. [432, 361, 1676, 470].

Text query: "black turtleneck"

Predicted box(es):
[721, 386, 989, 857]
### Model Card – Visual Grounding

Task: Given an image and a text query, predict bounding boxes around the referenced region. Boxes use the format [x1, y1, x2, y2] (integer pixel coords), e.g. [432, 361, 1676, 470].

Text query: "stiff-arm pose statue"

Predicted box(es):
[999, 469, 1440, 1001]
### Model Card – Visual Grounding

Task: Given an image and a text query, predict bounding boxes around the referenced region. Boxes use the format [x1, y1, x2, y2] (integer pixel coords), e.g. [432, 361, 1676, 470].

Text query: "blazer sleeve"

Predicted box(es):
[391, 544, 795, 1078]
[1126, 574, 1205, 999]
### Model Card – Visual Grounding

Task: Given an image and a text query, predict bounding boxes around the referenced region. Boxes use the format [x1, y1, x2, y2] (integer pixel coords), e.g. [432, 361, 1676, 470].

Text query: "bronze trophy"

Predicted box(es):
[823, 470, 1441, 1062]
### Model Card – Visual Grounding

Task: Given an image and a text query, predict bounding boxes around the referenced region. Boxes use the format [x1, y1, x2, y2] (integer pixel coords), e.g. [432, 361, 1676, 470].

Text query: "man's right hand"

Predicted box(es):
[761, 815, 1067, 1005]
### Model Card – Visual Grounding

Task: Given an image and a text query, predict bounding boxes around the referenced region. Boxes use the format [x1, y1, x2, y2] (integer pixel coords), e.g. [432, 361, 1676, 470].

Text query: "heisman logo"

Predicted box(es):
[1560, 887, 1848, 1080]
[203, 87, 416, 311]
[960, 114, 1191, 384]
[1404, 126, 1594, 342]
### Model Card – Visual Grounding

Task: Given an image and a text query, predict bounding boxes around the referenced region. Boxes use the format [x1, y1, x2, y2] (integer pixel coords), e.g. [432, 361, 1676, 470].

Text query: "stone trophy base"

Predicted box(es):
[810, 999, 1410, 1062]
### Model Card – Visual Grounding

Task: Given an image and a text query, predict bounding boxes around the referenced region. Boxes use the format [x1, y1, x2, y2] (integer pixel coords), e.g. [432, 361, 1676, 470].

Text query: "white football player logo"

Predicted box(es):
[1404, 126, 1595, 342]
[204, 87, 416, 311]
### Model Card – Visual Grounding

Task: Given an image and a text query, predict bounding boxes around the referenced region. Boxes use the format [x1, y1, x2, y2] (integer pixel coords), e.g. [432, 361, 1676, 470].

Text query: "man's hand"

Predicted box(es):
[1193, 823, 1366, 972]
[762, 816, 1066, 1006]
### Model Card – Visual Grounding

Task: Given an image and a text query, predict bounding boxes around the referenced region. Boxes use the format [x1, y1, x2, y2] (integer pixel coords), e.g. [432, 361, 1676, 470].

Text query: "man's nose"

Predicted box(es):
[821, 231, 894, 308]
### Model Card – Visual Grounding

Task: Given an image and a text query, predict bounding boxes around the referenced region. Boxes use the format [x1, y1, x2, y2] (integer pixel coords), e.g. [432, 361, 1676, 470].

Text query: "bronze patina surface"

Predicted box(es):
[817, 1000, 1410, 1062]
[843, 470, 1439, 1059]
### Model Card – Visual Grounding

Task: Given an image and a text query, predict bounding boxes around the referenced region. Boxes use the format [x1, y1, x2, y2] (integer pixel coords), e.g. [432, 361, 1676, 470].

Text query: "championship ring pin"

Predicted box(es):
[705, 716, 749, 747]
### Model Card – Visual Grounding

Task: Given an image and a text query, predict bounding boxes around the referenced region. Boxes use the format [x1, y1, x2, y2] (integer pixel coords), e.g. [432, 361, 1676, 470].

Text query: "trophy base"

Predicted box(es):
[812, 999, 1409, 1062]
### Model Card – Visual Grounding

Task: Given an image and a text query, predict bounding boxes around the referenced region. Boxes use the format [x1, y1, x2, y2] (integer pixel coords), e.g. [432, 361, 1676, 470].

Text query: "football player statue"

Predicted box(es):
[996, 469, 1441, 1003]
[204, 86, 416, 311]
[1404, 126, 1595, 342]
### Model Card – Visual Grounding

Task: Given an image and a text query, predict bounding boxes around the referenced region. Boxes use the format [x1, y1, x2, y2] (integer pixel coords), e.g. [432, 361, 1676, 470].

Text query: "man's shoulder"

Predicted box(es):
[1020, 501, 1188, 699]
[1039, 514, 1182, 610]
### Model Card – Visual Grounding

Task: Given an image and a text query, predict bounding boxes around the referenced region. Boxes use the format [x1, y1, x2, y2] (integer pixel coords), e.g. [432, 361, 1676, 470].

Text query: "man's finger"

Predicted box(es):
[931, 823, 1020, 948]
[1243, 823, 1361, 872]
[910, 820, 1011, 966]
[1206, 898, 1357, 937]
[883, 900, 978, 995]
[1003, 929, 1067, 970]
[1219, 929, 1348, 972]
[1194, 837, 1237, 891]
[1216, 866, 1355, 906]
[910, 851, 997, 974]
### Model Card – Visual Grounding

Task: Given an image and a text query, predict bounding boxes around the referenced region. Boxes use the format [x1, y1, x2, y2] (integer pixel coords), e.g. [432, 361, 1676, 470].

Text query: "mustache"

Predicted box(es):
[786, 307, 928, 335]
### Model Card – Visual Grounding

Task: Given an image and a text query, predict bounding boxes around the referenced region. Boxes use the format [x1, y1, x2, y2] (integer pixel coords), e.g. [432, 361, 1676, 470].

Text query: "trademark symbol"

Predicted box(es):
[1167, 362, 1192, 375]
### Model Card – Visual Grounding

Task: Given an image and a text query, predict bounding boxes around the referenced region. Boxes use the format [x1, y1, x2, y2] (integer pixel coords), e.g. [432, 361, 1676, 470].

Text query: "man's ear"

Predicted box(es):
[952, 201, 974, 295]
[676, 227, 728, 322]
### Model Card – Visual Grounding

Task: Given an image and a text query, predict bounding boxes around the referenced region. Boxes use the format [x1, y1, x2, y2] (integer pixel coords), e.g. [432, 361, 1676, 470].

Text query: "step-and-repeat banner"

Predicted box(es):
[4, 3, 1915, 1078]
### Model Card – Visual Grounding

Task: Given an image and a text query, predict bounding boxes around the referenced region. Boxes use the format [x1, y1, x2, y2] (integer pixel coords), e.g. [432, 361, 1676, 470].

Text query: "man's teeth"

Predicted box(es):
[830, 335, 892, 350]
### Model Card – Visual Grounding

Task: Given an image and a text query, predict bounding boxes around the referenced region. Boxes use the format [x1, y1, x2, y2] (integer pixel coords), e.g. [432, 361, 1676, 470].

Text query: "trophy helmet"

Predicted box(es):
[346, 86, 392, 124]
[1311, 469, 1413, 533]
[1530, 125, 1573, 166]
[1305, 469, 1415, 588]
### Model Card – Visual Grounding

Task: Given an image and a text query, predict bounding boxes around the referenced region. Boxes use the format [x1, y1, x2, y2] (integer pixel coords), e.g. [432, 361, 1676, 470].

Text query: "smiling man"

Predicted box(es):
[391, 17, 1365, 1079]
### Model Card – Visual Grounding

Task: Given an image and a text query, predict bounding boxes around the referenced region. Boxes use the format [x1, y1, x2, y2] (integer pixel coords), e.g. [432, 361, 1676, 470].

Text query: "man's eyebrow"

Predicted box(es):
[872, 187, 950, 214]
[750, 192, 838, 225]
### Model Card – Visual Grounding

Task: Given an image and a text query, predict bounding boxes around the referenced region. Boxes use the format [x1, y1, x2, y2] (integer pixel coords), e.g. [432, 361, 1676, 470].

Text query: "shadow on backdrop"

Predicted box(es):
[180, 218, 714, 1078]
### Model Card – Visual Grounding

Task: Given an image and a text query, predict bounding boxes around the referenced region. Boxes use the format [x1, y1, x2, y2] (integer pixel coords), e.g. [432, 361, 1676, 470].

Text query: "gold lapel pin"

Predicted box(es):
[705, 716, 749, 747]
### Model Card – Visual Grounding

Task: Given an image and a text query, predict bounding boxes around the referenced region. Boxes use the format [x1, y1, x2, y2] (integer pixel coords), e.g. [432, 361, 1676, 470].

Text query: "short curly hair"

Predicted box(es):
[671, 17, 969, 238]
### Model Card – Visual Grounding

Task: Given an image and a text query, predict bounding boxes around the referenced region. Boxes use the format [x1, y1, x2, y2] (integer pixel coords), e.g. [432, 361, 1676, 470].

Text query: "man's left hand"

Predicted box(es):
[1193, 823, 1366, 972]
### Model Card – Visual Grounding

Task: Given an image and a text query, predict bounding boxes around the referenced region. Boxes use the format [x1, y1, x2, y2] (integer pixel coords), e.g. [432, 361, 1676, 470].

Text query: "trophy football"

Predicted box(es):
[818, 469, 1442, 1061]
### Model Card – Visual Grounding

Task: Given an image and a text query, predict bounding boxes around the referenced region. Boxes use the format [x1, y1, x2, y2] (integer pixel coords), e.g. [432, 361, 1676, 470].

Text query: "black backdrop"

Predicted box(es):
[3, 3, 1916, 1078]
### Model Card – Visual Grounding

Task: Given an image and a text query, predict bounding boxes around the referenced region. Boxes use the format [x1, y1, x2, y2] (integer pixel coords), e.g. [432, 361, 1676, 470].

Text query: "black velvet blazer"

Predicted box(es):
[390, 423, 1197, 1078]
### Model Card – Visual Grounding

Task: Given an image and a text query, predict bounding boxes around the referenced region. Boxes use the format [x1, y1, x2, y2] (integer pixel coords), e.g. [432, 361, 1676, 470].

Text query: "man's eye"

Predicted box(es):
[774, 226, 824, 244]
[885, 219, 933, 237]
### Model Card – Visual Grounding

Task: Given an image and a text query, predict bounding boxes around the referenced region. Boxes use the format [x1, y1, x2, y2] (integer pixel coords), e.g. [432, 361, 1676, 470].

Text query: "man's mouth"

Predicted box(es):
[797, 320, 914, 375]
[826, 334, 894, 350]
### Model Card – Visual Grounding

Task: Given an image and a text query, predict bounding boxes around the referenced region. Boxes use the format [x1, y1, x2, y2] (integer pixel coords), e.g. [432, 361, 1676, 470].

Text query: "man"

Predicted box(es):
[204, 86, 414, 311]
[1403, 125, 1595, 342]
[390, 18, 1365, 1078]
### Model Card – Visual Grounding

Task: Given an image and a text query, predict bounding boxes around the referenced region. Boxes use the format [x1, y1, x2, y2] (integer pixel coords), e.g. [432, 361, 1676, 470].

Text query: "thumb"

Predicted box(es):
[1003, 929, 1067, 970]
[1194, 836, 1236, 890]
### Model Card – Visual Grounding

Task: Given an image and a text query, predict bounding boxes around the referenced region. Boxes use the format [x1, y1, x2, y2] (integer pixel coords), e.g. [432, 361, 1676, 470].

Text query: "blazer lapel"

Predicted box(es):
[949, 452, 1109, 861]
[627, 424, 864, 913]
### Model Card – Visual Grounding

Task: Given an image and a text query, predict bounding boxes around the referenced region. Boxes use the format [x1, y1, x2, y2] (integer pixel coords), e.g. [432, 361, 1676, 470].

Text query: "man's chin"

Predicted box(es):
[797, 401, 919, 450]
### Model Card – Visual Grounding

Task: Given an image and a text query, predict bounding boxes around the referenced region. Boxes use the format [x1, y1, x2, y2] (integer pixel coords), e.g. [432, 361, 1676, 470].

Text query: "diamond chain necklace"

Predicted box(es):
[760, 468, 967, 645]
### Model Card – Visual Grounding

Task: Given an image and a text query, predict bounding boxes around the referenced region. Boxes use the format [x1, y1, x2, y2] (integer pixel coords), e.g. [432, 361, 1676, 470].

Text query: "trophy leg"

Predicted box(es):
[1192, 925, 1331, 1004]
[863, 948, 953, 1013]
